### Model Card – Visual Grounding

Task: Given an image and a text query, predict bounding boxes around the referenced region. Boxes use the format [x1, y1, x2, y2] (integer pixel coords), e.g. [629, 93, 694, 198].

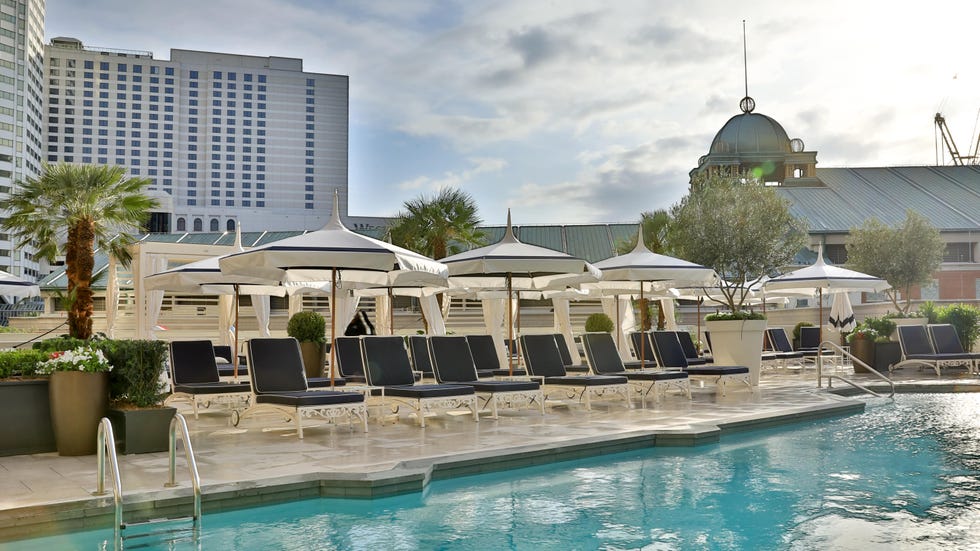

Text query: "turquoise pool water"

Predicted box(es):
[11, 394, 980, 550]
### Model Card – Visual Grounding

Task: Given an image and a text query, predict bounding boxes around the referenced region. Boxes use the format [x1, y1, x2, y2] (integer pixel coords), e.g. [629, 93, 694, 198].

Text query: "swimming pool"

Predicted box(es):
[10, 393, 980, 550]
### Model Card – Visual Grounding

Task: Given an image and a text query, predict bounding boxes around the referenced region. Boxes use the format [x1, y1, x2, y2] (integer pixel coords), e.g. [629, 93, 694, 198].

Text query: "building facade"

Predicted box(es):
[0, 0, 45, 278]
[43, 39, 349, 234]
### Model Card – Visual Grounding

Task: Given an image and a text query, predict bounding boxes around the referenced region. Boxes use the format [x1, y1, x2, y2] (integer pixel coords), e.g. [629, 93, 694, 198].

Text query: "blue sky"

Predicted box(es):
[45, 0, 980, 225]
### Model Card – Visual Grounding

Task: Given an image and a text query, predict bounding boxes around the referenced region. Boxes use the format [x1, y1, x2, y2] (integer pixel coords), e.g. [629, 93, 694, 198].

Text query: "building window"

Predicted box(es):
[193, 218, 203, 232]
[176, 217, 186, 231]
[944, 242, 975, 263]
[226, 220, 236, 231]
[824, 244, 848, 265]
[210, 219, 220, 231]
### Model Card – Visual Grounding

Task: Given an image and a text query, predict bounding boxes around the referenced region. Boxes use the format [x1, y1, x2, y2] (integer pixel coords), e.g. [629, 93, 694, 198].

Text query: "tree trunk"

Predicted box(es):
[66, 220, 96, 339]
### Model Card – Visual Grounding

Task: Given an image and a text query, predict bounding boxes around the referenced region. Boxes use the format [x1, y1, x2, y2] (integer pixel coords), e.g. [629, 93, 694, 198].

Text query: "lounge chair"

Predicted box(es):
[408, 335, 435, 380]
[552, 333, 590, 373]
[675, 331, 713, 364]
[334, 336, 368, 384]
[165, 340, 251, 419]
[362, 335, 478, 427]
[520, 333, 630, 410]
[623, 332, 659, 370]
[467, 334, 528, 377]
[892, 324, 974, 377]
[796, 326, 836, 366]
[632, 331, 707, 367]
[764, 328, 806, 369]
[213, 344, 248, 378]
[234, 338, 368, 438]
[651, 331, 752, 396]
[581, 332, 690, 407]
[928, 324, 980, 374]
[429, 335, 544, 418]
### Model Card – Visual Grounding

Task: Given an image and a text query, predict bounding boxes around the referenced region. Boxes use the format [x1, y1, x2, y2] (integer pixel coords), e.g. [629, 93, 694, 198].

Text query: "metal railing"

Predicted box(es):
[166, 412, 202, 522]
[94, 413, 201, 547]
[94, 418, 123, 539]
[816, 340, 895, 398]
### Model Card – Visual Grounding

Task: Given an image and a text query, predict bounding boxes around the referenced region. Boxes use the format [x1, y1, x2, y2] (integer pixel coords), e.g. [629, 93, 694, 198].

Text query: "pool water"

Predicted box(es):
[11, 394, 980, 550]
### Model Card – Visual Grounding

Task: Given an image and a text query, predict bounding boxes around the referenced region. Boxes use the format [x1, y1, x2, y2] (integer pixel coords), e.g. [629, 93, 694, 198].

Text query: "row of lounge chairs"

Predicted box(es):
[893, 324, 980, 376]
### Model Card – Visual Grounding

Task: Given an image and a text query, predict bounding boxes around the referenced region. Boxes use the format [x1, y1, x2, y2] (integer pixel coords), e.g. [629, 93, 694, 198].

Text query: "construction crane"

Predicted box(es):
[935, 112, 979, 165]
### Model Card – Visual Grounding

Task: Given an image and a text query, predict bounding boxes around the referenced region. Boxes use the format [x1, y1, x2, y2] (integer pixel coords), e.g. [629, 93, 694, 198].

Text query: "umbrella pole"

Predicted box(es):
[818, 288, 823, 344]
[639, 284, 646, 368]
[330, 270, 337, 387]
[615, 297, 621, 353]
[233, 284, 240, 383]
[507, 272, 514, 376]
[697, 298, 702, 353]
[388, 287, 394, 335]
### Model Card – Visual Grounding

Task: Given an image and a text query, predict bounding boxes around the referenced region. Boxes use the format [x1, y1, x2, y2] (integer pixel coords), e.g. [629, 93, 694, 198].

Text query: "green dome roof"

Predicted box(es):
[709, 111, 791, 155]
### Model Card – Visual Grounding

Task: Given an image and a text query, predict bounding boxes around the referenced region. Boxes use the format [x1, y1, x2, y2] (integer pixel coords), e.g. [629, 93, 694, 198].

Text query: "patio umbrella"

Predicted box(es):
[764, 247, 889, 343]
[588, 228, 718, 367]
[143, 227, 285, 381]
[828, 291, 856, 334]
[0, 269, 40, 298]
[220, 191, 449, 385]
[440, 210, 600, 374]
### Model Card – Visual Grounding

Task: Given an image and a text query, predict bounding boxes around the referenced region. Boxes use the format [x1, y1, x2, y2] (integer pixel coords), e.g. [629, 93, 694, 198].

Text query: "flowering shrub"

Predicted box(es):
[36, 346, 112, 374]
[846, 327, 879, 344]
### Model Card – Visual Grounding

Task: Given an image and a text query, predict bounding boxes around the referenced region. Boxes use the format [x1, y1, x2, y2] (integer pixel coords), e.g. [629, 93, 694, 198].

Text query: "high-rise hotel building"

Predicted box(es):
[0, 0, 45, 278]
[44, 38, 349, 234]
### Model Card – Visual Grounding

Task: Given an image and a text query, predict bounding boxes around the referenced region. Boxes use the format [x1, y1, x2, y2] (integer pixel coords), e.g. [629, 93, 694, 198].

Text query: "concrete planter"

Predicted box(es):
[49, 371, 108, 456]
[0, 379, 56, 456]
[706, 319, 767, 386]
[299, 341, 326, 379]
[107, 406, 177, 454]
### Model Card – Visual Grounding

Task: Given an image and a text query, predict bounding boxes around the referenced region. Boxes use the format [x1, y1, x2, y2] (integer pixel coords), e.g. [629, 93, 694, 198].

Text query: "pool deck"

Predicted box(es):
[2, 367, 978, 541]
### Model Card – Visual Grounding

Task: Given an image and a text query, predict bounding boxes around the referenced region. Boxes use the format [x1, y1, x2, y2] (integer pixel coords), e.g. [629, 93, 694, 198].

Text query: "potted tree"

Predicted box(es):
[848, 316, 899, 373]
[585, 312, 615, 333]
[669, 173, 808, 386]
[288, 311, 327, 378]
[0, 349, 56, 456]
[103, 339, 174, 454]
[37, 345, 113, 456]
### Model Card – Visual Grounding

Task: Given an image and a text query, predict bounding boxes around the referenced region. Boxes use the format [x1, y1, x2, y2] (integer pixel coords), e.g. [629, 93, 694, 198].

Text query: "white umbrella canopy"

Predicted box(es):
[220, 191, 450, 384]
[828, 291, 856, 332]
[588, 228, 718, 365]
[0, 269, 40, 298]
[764, 247, 889, 342]
[440, 210, 600, 373]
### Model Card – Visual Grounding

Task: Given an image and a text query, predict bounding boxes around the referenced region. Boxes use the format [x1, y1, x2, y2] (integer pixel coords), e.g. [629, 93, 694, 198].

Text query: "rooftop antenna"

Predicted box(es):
[739, 20, 755, 114]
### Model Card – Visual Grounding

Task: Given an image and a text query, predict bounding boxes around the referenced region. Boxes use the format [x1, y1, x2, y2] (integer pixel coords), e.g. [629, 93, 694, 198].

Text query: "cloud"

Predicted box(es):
[396, 157, 508, 191]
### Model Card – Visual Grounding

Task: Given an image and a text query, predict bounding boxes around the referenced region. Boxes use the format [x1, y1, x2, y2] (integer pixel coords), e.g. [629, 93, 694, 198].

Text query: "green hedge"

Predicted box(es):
[100, 340, 169, 408]
[0, 349, 50, 378]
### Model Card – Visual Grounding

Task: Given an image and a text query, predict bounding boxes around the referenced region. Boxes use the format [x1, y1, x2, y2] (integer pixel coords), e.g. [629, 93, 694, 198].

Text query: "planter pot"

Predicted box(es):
[299, 341, 326, 379]
[874, 341, 902, 373]
[850, 338, 875, 373]
[705, 319, 767, 386]
[890, 318, 927, 341]
[107, 406, 177, 454]
[0, 379, 56, 456]
[48, 371, 108, 456]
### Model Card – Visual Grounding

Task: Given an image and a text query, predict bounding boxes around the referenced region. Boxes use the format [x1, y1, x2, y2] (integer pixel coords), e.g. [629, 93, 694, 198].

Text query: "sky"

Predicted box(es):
[45, 0, 980, 226]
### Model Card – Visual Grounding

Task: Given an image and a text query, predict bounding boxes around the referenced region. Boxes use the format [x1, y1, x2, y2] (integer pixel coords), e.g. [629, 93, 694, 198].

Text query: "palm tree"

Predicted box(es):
[387, 187, 486, 260]
[617, 209, 673, 330]
[0, 164, 157, 339]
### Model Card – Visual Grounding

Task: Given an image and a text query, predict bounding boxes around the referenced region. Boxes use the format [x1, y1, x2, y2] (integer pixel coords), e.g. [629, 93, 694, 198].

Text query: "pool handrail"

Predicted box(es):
[816, 340, 895, 398]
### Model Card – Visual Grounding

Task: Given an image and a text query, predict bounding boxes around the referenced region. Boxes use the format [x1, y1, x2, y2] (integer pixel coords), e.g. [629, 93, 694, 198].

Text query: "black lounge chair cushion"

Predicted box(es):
[174, 382, 250, 395]
[170, 340, 222, 384]
[217, 366, 249, 378]
[564, 364, 591, 373]
[761, 352, 779, 361]
[308, 377, 347, 387]
[543, 375, 627, 386]
[490, 369, 528, 377]
[621, 371, 688, 382]
[466, 380, 540, 392]
[686, 366, 749, 376]
[622, 360, 657, 370]
[771, 351, 805, 359]
[247, 338, 310, 394]
[254, 390, 364, 406]
[685, 357, 708, 366]
[383, 384, 475, 398]
[906, 352, 975, 361]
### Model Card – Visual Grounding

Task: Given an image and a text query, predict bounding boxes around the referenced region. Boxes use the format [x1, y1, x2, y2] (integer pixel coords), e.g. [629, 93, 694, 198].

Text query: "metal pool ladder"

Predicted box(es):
[815, 340, 895, 398]
[95, 413, 202, 547]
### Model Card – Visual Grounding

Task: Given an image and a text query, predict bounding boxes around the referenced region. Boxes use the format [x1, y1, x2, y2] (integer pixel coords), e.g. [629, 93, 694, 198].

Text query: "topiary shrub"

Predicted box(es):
[937, 303, 980, 352]
[287, 311, 327, 344]
[585, 313, 614, 333]
[100, 339, 169, 408]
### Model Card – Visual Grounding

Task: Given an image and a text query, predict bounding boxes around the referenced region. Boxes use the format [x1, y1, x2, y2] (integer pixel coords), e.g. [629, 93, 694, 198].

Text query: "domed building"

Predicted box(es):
[691, 96, 820, 186]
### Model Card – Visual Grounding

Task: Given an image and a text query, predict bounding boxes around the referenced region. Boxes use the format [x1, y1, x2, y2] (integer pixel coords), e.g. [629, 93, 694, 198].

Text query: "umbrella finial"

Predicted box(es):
[631, 226, 649, 254]
[815, 244, 825, 265]
[502, 209, 519, 243]
[323, 189, 347, 231]
[233, 223, 244, 252]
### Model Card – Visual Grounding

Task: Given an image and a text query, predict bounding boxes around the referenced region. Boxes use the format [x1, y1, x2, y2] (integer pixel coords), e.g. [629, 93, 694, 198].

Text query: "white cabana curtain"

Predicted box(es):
[145, 254, 168, 339]
[660, 298, 678, 330]
[331, 291, 360, 339]
[552, 297, 581, 365]
[482, 298, 509, 369]
[104, 260, 118, 338]
[288, 294, 303, 318]
[419, 294, 446, 335]
[440, 293, 451, 321]
[218, 294, 235, 347]
[375, 294, 392, 335]
[602, 297, 637, 361]
[251, 294, 272, 337]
